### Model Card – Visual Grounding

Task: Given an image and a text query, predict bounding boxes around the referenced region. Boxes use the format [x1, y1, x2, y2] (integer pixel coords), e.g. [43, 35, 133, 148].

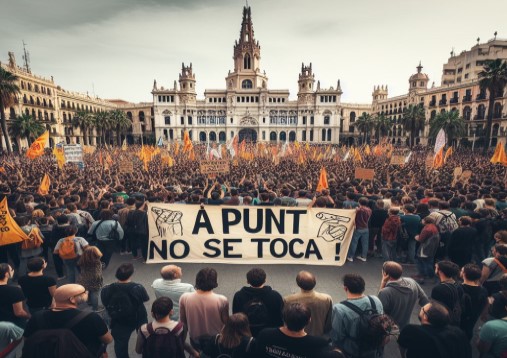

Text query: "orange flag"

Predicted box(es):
[433, 147, 444, 168]
[183, 131, 193, 153]
[0, 197, 29, 246]
[38, 173, 50, 195]
[316, 167, 329, 192]
[491, 142, 507, 166]
[364, 145, 371, 156]
[26, 131, 49, 159]
[444, 147, 453, 163]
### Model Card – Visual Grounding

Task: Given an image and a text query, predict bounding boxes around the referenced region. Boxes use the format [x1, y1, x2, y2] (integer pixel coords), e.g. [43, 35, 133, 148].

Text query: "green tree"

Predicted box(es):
[478, 59, 507, 153]
[401, 104, 426, 147]
[9, 113, 45, 147]
[71, 110, 95, 145]
[94, 111, 111, 145]
[429, 110, 466, 146]
[355, 113, 373, 144]
[0, 67, 20, 153]
[373, 113, 392, 142]
[110, 110, 131, 145]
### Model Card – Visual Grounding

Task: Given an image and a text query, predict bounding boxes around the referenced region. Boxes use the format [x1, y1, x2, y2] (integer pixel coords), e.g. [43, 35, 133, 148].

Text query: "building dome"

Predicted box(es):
[409, 62, 429, 82]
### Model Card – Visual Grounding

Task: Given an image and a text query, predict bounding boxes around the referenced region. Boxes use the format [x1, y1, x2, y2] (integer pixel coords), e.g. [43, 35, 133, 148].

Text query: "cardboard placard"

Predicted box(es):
[63, 145, 84, 167]
[461, 170, 472, 180]
[355, 168, 375, 181]
[453, 167, 463, 178]
[200, 160, 230, 174]
[390, 155, 405, 165]
[119, 159, 134, 173]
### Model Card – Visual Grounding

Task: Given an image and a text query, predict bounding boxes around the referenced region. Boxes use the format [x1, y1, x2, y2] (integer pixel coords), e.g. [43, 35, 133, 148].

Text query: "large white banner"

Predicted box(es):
[147, 204, 356, 266]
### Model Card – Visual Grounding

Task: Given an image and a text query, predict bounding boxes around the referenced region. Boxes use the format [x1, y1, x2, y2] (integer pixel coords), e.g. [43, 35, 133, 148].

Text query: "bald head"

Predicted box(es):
[296, 271, 316, 291]
[383, 261, 403, 280]
[53, 284, 87, 309]
[161, 265, 182, 280]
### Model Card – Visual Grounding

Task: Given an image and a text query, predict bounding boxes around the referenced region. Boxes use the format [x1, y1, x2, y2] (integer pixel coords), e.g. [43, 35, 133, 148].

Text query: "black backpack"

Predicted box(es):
[141, 321, 186, 358]
[87, 220, 104, 244]
[243, 297, 269, 331]
[108, 221, 121, 241]
[341, 296, 397, 355]
[105, 284, 138, 324]
[22, 311, 95, 358]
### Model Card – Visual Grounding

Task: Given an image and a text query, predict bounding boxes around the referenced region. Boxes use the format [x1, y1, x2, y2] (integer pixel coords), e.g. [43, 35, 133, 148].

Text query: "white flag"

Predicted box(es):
[434, 129, 446, 154]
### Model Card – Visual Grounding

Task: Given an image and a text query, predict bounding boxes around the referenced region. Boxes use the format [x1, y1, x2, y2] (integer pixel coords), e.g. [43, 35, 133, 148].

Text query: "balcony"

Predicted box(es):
[474, 114, 485, 120]
[439, 99, 447, 106]
[429, 100, 436, 107]
[450, 97, 459, 104]
[476, 94, 487, 101]
[463, 95, 472, 102]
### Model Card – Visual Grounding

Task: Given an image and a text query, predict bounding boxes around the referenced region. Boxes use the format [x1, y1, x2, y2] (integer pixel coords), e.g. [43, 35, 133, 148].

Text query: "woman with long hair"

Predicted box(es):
[203, 313, 254, 358]
[78, 246, 104, 311]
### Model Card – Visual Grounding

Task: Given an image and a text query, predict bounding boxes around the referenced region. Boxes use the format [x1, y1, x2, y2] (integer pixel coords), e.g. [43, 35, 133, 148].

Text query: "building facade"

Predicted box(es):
[152, 6, 370, 145]
[2, 6, 506, 150]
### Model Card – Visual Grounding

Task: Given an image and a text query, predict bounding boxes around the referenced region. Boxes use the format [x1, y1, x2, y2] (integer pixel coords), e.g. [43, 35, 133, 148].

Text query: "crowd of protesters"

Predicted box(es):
[0, 143, 507, 357]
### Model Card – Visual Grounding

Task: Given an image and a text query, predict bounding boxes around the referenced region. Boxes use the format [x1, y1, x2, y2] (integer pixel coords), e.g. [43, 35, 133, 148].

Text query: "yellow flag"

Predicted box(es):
[444, 147, 453, 163]
[122, 138, 127, 151]
[316, 167, 329, 192]
[26, 131, 49, 160]
[52, 147, 65, 169]
[183, 131, 193, 153]
[38, 174, 50, 195]
[354, 148, 363, 162]
[364, 145, 371, 156]
[0, 197, 30, 246]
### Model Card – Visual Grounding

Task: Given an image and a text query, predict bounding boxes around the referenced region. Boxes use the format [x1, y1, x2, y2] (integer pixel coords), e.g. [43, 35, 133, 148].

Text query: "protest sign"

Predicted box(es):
[354, 168, 375, 180]
[119, 158, 134, 173]
[200, 160, 230, 174]
[147, 205, 356, 266]
[63, 145, 84, 167]
[390, 155, 405, 165]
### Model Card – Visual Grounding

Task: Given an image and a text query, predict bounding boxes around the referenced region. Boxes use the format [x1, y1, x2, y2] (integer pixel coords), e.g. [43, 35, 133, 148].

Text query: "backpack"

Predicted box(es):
[22, 311, 95, 358]
[87, 220, 104, 243]
[107, 221, 121, 241]
[243, 297, 269, 331]
[59, 236, 78, 260]
[141, 321, 185, 358]
[341, 296, 398, 355]
[22, 227, 44, 250]
[105, 284, 138, 324]
[443, 282, 463, 326]
[437, 212, 458, 234]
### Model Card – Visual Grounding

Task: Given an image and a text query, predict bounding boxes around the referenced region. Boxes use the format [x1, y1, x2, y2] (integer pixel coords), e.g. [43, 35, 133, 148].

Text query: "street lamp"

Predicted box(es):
[470, 123, 477, 152]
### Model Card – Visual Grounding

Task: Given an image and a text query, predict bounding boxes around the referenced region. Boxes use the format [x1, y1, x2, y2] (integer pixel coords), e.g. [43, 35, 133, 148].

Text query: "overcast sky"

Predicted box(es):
[1, 0, 506, 104]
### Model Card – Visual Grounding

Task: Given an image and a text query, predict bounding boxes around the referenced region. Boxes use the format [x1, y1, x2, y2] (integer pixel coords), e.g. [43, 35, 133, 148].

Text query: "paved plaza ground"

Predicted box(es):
[94, 253, 456, 358]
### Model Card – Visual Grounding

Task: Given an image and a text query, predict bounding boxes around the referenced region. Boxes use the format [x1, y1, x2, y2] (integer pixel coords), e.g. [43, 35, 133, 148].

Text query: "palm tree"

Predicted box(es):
[0, 66, 20, 153]
[71, 110, 95, 145]
[355, 113, 373, 144]
[478, 59, 507, 153]
[94, 111, 111, 145]
[373, 113, 392, 143]
[9, 113, 45, 147]
[109, 110, 131, 145]
[429, 110, 466, 147]
[401, 104, 426, 147]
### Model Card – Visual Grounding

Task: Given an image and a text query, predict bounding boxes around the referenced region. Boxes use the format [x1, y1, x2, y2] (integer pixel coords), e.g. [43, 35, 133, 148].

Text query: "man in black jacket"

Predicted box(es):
[232, 268, 284, 336]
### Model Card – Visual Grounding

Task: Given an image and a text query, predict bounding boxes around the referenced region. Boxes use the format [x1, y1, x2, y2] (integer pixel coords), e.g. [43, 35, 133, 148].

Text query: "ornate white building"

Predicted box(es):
[152, 6, 369, 144]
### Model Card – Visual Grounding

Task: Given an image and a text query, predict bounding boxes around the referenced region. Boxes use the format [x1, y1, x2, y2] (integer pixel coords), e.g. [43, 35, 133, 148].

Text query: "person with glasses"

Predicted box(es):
[398, 301, 471, 358]
[23, 284, 112, 357]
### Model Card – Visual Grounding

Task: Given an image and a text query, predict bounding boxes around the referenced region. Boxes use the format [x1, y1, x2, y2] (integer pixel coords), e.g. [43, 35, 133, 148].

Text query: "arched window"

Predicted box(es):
[322, 129, 326, 141]
[199, 132, 207, 142]
[242, 79, 253, 89]
[209, 132, 217, 142]
[463, 106, 471, 120]
[243, 54, 251, 69]
[327, 129, 332, 141]
[139, 111, 145, 122]
[219, 131, 226, 142]
[324, 116, 330, 125]
[127, 112, 133, 120]
[350, 112, 356, 123]
[270, 131, 277, 141]
[279, 132, 286, 142]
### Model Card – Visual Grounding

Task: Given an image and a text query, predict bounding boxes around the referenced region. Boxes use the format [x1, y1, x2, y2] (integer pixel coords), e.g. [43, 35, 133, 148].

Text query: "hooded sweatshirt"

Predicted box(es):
[378, 277, 429, 329]
[232, 285, 284, 336]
